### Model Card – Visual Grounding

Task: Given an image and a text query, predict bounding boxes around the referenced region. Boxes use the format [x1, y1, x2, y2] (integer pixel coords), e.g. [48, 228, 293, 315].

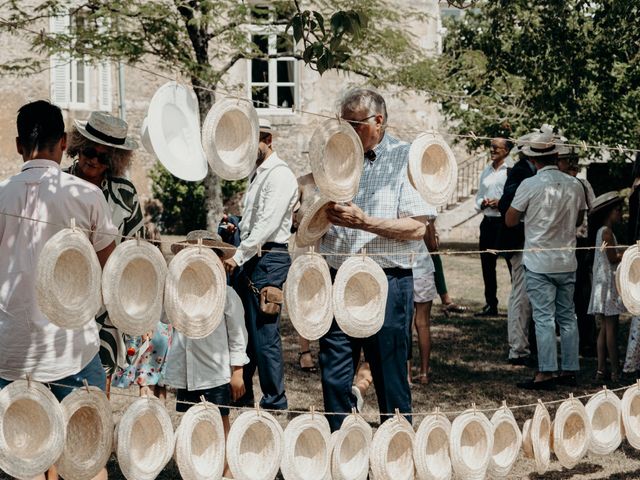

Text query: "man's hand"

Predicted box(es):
[326, 202, 368, 230]
[485, 199, 499, 208]
[224, 257, 238, 274]
[230, 367, 245, 401]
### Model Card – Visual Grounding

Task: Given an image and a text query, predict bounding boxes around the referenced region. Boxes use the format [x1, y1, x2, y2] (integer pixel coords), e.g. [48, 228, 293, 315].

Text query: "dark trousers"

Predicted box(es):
[319, 268, 414, 431]
[479, 216, 511, 308]
[432, 254, 447, 296]
[575, 238, 596, 354]
[234, 245, 290, 409]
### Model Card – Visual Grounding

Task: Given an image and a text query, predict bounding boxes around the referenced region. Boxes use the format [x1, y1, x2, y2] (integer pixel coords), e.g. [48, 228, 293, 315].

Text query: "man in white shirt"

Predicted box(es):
[224, 119, 298, 410]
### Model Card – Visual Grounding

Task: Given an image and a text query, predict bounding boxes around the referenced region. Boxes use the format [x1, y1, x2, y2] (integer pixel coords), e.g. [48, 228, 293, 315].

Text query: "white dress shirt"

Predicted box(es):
[475, 161, 509, 217]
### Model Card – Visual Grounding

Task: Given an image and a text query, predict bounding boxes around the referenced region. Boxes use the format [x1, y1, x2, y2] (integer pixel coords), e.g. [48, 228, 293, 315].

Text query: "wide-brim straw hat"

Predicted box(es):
[295, 195, 332, 248]
[0, 380, 66, 479]
[619, 244, 640, 315]
[551, 396, 591, 469]
[521, 130, 561, 157]
[56, 386, 113, 480]
[407, 133, 458, 207]
[585, 388, 622, 455]
[115, 397, 174, 480]
[589, 191, 623, 216]
[521, 402, 551, 475]
[333, 255, 388, 338]
[370, 415, 415, 480]
[164, 245, 226, 339]
[171, 230, 236, 260]
[414, 411, 452, 480]
[202, 98, 259, 181]
[102, 238, 167, 336]
[227, 409, 284, 480]
[74, 111, 138, 150]
[140, 117, 157, 157]
[174, 402, 225, 480]
[308, 118, 364, 202]
[622, 385, 640, 449]
[147, 81, 208, 181]
[449, 408, 493, 480]
[36, 227, 103, 330]
[331, 413, 372, 480]
[488, 406, 521, 478]
[281, 413, 331, 480]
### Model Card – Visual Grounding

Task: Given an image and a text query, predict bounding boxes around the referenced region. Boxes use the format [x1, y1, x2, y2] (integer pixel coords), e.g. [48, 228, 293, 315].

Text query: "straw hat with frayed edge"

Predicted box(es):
[330, 412, 372, 480]
[281, 412, 331, 480]
[413, 409, 452, 480]
[36, 226, 102, 330]
[589, 191, 623, 216]
[617, 243, 640, 315]
[164, 244, 226, 339]
[115, 396, 174, 480]
[284, 252, 333, 341]
[585, 388, 622, 455]
[521, 129, 561, 158]
[226, 409, 284, 480]
[56, 386, 113, 480]
[551, 395, 591, 469]
[370, 414, 415, 480]
[202, 98, 259, 181]
[174, 401, 225, 480]
[102, 238, 167, 336]
[308, 118, 364, 202]
[622, 384, 640, 449]
[295, 195, 332, 248]
[171, 230, 236, 260]
[488, 404, 521, 478]
[521, 401, 551, 475]
[332, 255, 388, 338]
[407, 133, 458, 207]
[449, 408, 493, 480]
[0, 379, 66, 479]
[74, 111, 138, 150]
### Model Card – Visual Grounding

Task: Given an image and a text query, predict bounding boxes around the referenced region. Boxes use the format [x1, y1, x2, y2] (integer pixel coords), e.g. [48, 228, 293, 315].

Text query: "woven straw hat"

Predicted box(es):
[413, 410, 452, 480]
[551, 396, 591, 469]
[488, 405, 521, 478]
[115, 397, 175, 480]
[618, 245, 640, 315]
[281, 413, 331, 480]
[407, 133, 458, 207]
[202, 98, 259, 181]
[164, 245, 226, 339]
[333, 255, 388, 338]
[585, 389, 622, 455]
[449, 408, 493, 480]
[521, 402, 551, 475]
[174, 402, 226, 480]
[74, 111, 138, 150]
[622, 385, 640, 449]
[171, 230, 236, 261]
[295, 195, 332, 248]
[308, 118, 364, 202]
[227, 409, 284, 480]
[0, 380, 66, 479]
[331, 413, 372, 480]
[56, 386, 113, 480]
[102, 239, 167, 336]
[370, 415, 415, 480]
[36, 227, 102, 330]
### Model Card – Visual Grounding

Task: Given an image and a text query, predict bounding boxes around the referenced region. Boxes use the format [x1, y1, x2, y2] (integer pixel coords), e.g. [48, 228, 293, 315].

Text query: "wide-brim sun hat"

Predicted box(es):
[281, 413, 331, 480]
[56, 386, 113, 480]
[618, 245, 640, 316]
[370, 415, 415, 480]
[202, 98, 259, 181]
[413, 410, 452, 480]
[331, 413, 372, 480]
[522, 402, 551, 475]
[0, 380, 66, 479]
[589, 191, 623, 216]
[170, 230, 236, 261]
[585, 388, 623, 455]
[333, 255, 388, 338]
[147, 81, 208, 181]
[622, 385, 640, 449]
[295, 195, 332, 248]
[36, 226, 103, 330]
[74, 110, 138, 150]
[226, 409, 284, 480]
[308, 118, 364, 202]
[521, 129, 561, 157]
[551, 396, 591, 469]
[488, 405, 521, 478]
[102, 238, 167, 336]
[449, 408, 493, 480]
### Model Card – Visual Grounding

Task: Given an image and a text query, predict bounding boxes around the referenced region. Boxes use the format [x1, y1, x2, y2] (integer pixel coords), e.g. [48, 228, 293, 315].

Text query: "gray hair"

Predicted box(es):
[339, 88, 388, 128]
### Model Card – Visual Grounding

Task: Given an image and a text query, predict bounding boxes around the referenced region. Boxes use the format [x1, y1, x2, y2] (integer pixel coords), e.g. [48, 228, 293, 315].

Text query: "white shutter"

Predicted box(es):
[98, 61, 112, 111]
[49, 15, 71, 107]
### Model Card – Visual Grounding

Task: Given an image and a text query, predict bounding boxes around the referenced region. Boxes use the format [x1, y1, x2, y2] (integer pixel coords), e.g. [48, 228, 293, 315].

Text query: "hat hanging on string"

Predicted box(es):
[521, 402, 551, 475]
[449, 407, 493, 480]
[488, 405, 521, 478]
[369, 414, 415, 480]
[281, 412, 332, 480]
[330, 412, 372, 480]
[585, 388, 623, 456]
[550, 396, 591, 469]
[621, 384, 640, 449]
[618, 245, 640, 316]
[413, 410, 452, 480]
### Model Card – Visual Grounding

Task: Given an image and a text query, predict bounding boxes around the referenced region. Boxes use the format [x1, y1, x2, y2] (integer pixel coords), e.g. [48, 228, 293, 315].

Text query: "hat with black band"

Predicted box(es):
[74, 111, 138, 150]
[521, 130, 560, 157]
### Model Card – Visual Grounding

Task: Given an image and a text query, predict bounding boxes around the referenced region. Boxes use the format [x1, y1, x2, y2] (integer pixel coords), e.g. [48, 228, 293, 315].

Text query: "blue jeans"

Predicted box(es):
[525, 269, 579, 372]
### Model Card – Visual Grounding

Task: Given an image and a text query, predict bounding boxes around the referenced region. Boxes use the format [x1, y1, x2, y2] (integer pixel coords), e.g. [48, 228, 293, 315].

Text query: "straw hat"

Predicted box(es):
[281, 413, 332, 480]
[308, 118, 364, 202]
[115, 397, 175, 480]
[174, 402, 226, 480]
[585, 388, 622, 455]
[0, 380, 66, 479]
[407, 133, 458, 207]
[170, 230, 236, 261]
[202, 98, 259, 181]
[552, 396, 591, 469]
[295, 195, 332, 248]
[74, 111, 138, 150]
[164, 244, 226, 339]
[413, 411, 452, 480]
[36, 227, 102, 330]
[147, 81, 208, 181]
[102, 238, 167, 336]
[619, 245, 640, 315]
[622, 385, 640, 449]
[488, 405, 521, 478]
[330, 413, 372, 480]
[226, 409, 284, 480]
[333, 255, 388, 338]
[589, 191, 623, 215]
[521, 402, 551, 475]
[449, 408, 493, 480]
[56, 386, 113, 480]
[521, 130, 561, 157]
[370, 415, 415, 480]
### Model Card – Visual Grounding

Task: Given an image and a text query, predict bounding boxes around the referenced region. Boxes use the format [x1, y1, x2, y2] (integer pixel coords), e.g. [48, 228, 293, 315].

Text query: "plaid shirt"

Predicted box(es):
[320, 133, 431, 269]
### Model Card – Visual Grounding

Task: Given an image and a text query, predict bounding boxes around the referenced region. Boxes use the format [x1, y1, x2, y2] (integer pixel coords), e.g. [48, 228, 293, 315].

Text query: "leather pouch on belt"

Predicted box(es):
[260, 286, 283, 316]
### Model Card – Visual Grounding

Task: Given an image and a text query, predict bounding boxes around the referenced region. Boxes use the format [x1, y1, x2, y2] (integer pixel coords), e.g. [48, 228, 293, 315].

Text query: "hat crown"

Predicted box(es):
[86, 111, 129, 140]
[259, 117, 272, 131]
[528, 130, 555, 150]
[185, 229, 223, 243]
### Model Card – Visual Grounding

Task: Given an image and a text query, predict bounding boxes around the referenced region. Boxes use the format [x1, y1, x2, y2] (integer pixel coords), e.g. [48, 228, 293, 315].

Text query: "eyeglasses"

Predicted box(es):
[344, 115, 376, 129]
[81, 147, 110, 166]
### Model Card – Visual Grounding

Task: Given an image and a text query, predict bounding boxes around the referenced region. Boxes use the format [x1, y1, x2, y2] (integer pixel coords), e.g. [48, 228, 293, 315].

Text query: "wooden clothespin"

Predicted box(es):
[257, 243, 262, 257]
[409, 252, 416, 268]
[26, 373, 32, 389]
[309, 245, 315, 255]
[617, 144, 625, 155]
[310, 405, 315, 420]
[361, 248, 367, 261]
[70, 217, 76, 231]
[603, 386, 608, 397]
[600, 241, 608, 253]
[83, 378, 91, 394]
[135, 231, 141, 245]
[395, 408, 401, 421]
[255, 402, 262, 417]
[197, 237, 203, 252]
[581, 140, 588, 152]
[336, 113, 342, 124]
[469, 131, 478, 142]
[472, 402, 477, 416]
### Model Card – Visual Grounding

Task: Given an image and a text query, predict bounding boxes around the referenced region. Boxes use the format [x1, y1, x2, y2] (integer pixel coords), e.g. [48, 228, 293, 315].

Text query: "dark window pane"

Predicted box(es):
[252, 34, 269, 54]
[251, 59, 269, 83]
[277, 60, 294, 82]
[250, 4, 270, 21]
[252, 86, 269, 109]
[277, 86, 294, 108]
[276, 34, 293, 54]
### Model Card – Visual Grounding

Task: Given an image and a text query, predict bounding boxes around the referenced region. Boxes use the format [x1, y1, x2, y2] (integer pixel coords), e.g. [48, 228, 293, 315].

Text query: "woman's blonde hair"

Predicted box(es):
[66, 127, 133, 178]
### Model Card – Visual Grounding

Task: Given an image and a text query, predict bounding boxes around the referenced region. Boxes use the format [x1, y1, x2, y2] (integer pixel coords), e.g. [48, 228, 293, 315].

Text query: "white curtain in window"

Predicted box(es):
[98, 61, 112, 112]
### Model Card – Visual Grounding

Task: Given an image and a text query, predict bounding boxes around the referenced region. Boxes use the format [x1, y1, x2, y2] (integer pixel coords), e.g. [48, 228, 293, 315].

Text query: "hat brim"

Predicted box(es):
[282, 414, 332, 480]
[589, 196, 623, 216]
[530, 403, 551, 475]
[170, 238, 236, 260]
[552, 398, 591, 469]
[414, 412, 452, 480]
[370, 416, 416, 480]
[449, 409, 493, 479]
[74, 119, 138, 150]
[585, 389, 623, 455]
[408, 132, 458, 207]
[521, 145, 560, 157]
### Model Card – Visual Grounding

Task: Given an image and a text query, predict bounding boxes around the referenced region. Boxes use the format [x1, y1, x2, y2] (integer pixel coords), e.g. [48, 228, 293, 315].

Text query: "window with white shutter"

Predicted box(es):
[98, 61, 112, 112]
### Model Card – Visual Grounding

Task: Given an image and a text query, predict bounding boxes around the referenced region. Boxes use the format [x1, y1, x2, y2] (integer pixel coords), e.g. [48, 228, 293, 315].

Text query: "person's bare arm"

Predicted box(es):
[505, 207, 523, 228]
[601, 227, 623, 264]
[96, 241, 116, 268]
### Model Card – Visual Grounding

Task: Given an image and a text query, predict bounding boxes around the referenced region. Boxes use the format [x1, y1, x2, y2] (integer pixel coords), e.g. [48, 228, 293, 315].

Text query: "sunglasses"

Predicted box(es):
[81, 147, 110, 166]
[344, 115, 376, 129]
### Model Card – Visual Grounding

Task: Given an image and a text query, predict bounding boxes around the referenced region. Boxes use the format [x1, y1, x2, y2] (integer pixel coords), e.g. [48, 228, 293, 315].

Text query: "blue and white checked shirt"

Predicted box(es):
[320, 133, 431, 269]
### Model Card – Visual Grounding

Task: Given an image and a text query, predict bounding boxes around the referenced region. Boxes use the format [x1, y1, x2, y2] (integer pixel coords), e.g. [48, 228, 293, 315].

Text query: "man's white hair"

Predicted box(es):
[339, 88, 388, 128]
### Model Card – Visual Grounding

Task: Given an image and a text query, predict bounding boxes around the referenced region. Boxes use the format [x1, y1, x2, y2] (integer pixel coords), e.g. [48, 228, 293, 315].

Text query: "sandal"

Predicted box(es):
[412, 373, 430, 385]
[594, 370, 606, 383]
[297, 351, 318, 373]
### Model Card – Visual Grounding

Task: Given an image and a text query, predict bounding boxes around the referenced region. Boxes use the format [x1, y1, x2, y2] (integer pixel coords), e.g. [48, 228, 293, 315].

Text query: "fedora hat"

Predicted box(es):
[36, 227, 103, 330]
[295, 195, 332, 248]
[521, 402, 551, 475]
[74, 111, 138, 150]
[259, 117, 272, 133]
[585, 389, 623, 455]
[164, 243, 226, 339]
[0, 380, 66, 479]
[551, 396, 591, 469]
[202, 98, 259, 181]
[56, 386, 113, 480]
[102, 238, 167, 336]
[332, 255, 388, 338]
[284, 252, 333, 341]
[407, 133, 458, 207]
[140, 117, 157, 157]
[147, 81, 208, 182]
[413, 411, 452, 480]
[515, 132, 536, 152]
[622, 385, 640, 449]
[488, 406, 521, 478]
[521, 130, 560, 158]
[226, 409, 284, 480]
[281, 413, 332, 480]
[370, 415, 415, 480]
[174, 402, 226, 480]
[449, 409, 493, 480]
[589, 191, 623, 216]
[618, 245, 640, 316]
[330, 413, 372, 480]
[308, 118, 364, 202]
[170, 230, 236, 260]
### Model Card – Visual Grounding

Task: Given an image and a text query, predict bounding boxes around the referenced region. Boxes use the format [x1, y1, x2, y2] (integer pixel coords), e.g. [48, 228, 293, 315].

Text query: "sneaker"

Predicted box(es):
[352, 385, 365, 412]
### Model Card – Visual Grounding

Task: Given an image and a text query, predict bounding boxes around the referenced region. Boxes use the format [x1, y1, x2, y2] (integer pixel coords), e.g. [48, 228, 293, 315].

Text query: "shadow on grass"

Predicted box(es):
[529, 462, 603, 479]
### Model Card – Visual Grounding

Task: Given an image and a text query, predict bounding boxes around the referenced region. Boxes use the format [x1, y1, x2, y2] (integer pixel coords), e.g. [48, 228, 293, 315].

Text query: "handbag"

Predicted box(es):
[248, 278, 283, 316]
